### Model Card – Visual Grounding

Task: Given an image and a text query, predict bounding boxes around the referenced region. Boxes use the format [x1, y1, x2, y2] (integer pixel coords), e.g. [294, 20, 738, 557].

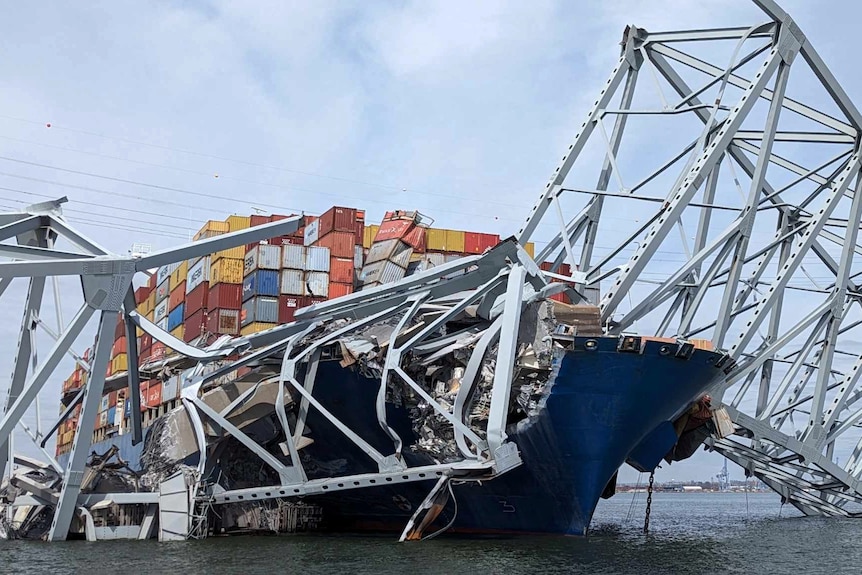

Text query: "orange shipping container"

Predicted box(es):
[169, 281, 186, 311]
[112, 336, 127, 358]
[330, 257, 354, 283]
[329, 282, 353, 299]
[315, 231, 355, 258]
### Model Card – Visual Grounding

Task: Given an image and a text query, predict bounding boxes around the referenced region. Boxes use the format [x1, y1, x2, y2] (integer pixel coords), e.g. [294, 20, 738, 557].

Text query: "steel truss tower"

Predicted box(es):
[2, 0, 862, 540]
[518, 0, 862, 516]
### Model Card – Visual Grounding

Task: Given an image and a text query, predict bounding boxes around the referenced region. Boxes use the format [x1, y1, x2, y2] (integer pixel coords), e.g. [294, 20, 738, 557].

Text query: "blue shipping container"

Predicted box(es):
[107, 407, 116, 426]
[168, 303, 185, 331]
[124, 397, 131, 418]
[242, 270, 280, 301]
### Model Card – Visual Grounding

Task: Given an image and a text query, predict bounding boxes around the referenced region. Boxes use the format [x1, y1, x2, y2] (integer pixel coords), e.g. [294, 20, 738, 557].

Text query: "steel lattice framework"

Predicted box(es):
[2, 0, 862, 541]
[518, 0, 862, 515]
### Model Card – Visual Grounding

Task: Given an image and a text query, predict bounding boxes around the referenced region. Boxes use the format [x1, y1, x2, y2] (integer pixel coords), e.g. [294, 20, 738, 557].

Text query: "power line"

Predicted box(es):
[0, 133, 543, 210]
[0, 186, 206, 224]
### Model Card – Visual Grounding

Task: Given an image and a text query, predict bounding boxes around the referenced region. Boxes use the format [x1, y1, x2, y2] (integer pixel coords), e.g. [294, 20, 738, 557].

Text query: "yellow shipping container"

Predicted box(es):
[170, 260, 189, 287]
[363, 224, 380, 249]
[136, 326, 144, 337]
[111, 353, 128, 374]
[445, 229, 465, 253]
[241, 322, 277, 336]
[170, 325, 185, 340]
[210, 257, 245, 284]
[226, 215, 251, 232]
[427, 228, 465, 252]
[194, 220, 230, 241]
[146, 309, 155, 323]
[426, 228, 446, 251]
[211, 246, 245, 263]
[524, 242, 535, 259]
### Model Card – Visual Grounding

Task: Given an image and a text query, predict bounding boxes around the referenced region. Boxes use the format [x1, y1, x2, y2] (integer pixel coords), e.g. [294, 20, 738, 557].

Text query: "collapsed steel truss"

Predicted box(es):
[2, 0, 862, 540]
[0, 196, 558, 540]
[518, 0, 862, 515]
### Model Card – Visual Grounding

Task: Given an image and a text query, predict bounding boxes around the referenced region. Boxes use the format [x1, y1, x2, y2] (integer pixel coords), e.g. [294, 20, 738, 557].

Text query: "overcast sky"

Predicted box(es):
[0, 1, 859, 484]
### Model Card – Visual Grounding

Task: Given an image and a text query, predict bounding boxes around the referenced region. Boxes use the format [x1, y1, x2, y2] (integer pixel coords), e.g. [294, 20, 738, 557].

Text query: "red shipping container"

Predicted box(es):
[539, 262, 572, 275]
[150, 342, 167, 362]
[112, 336, 127, 358]
[139, 346, 151, 366]
[114, 317, 126, 339]
[134, 285, 152, 305]
[269, 214, 296, 222]
[375, 219, 412, 242]
[208, 283, 242, 310]
[330, 257, 354, 283]
[169, 281, 186, 311]
[138, 381, 148, 411]
[279, 295, 301, 323]
[315, 231, 355, 258]
[301, 296, 326, 309]
[140, 333, 153, 352]
[148, 273, 157, 290]
[250, 214, 269, 227]
[184, 308, 207, 342]
[465, 232, 501, 255]
[147, 382, 162, 407]
[402, 226, 426, 252]
[329, 282, 353, 299]
[109, 390, 118, 407]
[185, 282, 209, 317]
[280, 235, 304, 246]
[206, 308, 240, 335]
[318, 206, 358, 238]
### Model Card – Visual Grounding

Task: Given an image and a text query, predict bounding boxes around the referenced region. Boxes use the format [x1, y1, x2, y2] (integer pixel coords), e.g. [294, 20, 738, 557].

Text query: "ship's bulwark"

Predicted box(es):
[301, 337, 725, 536]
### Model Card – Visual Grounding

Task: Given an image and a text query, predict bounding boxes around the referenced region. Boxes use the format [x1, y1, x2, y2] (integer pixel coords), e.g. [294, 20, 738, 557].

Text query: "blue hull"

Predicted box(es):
[68, 336, 725, 536]
[299, 337, 725, 535]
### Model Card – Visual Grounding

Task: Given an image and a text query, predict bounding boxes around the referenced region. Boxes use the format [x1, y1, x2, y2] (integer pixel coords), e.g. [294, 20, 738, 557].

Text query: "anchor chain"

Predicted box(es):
[643, 471, 655, 534]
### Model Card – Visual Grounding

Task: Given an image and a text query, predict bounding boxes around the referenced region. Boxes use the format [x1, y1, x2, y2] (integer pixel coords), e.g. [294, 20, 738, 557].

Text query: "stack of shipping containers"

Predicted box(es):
[57, 206, 544, 456]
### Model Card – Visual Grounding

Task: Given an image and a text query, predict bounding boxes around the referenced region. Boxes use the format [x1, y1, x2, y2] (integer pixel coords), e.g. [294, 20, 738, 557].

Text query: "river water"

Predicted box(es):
[1, 493, 859, 574]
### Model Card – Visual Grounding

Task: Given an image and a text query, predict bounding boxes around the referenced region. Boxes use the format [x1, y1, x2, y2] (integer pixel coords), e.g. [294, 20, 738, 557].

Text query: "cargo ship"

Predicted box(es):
[53, 206, 726, 538]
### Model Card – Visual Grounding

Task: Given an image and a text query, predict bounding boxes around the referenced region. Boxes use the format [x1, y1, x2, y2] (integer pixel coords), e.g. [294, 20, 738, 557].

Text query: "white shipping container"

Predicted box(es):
[154, 298, 169, 322]
[244, 244, 282, 275]
[186, 256, 211, 294]
[99, 411, 108, 427]
[303, 219, 320, 246]
[425, 253, 446, 266]
[157, 265, 171, 285]
[365, 238, 412, 268]
[114, 401, 124, 426]
[280, 269, 305, 295]
[354, 244, 364, 269]
[305, 272, 330, 299]
[100, 395, 109, 412]
[281, 244, 306, 270]
[163, 375, 180, 402]
[305, 246, 330, 272]
[359, 260, 407, 286]
[157, 317, 169, 332]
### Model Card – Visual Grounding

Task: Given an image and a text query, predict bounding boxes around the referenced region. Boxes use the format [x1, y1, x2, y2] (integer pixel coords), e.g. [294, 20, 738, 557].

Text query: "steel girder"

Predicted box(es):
[0, 200, 538, 540]
[515, 3, 862, 512]
[0, 199, 304, 540]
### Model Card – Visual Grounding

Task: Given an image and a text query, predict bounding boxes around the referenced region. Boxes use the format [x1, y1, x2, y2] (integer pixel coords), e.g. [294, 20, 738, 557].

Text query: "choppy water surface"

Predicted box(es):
[2, 493, 860, 574]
